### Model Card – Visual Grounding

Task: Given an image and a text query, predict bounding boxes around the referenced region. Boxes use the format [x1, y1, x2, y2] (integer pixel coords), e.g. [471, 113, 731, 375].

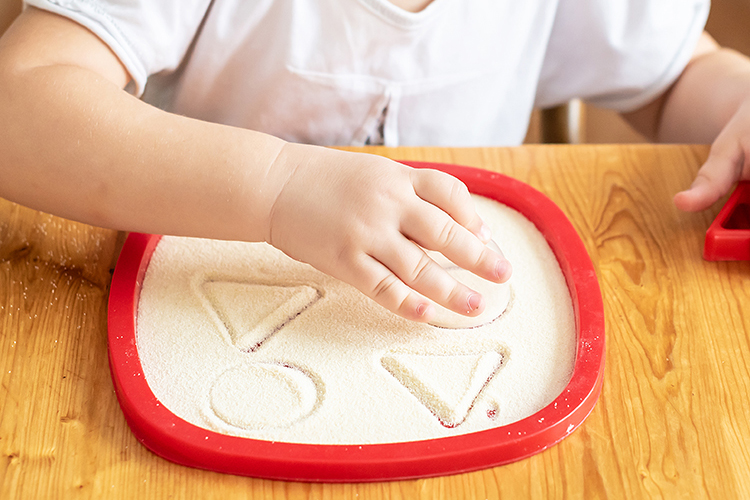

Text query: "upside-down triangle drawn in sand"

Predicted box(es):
[381, 349, 507, 427]
[201, 281, 320, 352]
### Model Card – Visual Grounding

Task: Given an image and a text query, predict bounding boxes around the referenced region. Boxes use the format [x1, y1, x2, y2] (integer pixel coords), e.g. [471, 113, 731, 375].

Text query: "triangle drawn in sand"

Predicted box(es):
[202, 281, 320, 352]
[381, 350, 506, 427]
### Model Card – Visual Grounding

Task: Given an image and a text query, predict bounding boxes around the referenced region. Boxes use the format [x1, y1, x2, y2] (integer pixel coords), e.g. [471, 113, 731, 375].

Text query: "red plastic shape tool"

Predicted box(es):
[704, 181, 750, 261]
[107, 162, 605, 482]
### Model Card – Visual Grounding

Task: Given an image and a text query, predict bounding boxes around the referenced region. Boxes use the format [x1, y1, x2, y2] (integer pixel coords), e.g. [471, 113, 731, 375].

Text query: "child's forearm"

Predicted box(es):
[624, 32, 750, 144]
[657, 39, 750, 144]
[0, 43, 288, 242]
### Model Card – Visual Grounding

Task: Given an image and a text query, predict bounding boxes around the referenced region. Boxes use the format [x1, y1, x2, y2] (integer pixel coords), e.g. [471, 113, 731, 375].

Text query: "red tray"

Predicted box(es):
[704, 181, 750, 261]
[107, 161, 605, 482]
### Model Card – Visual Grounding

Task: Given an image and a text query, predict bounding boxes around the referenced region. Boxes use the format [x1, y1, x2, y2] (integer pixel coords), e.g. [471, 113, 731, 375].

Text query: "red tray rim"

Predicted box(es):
[107, 161, 605, 482]
[704, 180, 750, 261]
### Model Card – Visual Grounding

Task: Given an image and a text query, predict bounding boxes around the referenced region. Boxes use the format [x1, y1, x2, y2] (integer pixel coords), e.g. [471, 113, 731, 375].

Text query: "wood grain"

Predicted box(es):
[2, 145, 750, 499]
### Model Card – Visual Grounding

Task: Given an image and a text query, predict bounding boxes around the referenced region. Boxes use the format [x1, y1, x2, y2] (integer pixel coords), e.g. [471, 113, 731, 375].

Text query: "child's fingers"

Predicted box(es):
[675, 103, 750, 212]
[402, 200, 512, 284]
[368, 235, 486, 318]
[674, 135, 745, 212]
[346, 251, 439, 322]
[410, 168, 492, 243]
[673, 168, 733, 211]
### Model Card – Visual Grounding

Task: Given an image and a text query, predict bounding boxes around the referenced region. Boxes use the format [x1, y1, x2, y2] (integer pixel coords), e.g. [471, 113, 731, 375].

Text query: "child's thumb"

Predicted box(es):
[674, 149, 744, 212]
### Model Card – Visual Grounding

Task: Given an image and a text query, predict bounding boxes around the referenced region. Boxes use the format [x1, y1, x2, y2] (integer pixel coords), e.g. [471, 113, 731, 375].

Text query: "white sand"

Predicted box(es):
[136, 196, 576, 444]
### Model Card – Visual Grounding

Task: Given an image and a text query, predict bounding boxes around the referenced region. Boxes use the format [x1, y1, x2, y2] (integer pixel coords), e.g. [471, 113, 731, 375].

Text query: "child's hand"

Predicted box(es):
[674, 99, 750, 212]
[266, 144, 512, 323]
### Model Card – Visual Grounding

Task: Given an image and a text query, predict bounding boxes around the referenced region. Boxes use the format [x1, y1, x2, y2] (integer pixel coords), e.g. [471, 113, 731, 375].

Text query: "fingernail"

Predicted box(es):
[416, 302, 431, 318]
[495, 259, 512, 281]
[467, 293, 482, 313]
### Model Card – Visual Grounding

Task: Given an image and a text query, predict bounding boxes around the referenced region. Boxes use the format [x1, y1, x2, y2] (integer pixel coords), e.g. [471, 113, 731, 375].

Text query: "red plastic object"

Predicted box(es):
[704, 181, 750, 261]
[107, 162, 605, 482]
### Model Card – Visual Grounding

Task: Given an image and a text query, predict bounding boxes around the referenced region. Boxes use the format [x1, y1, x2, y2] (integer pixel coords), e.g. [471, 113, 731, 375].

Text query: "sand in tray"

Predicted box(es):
[135, 196, 577, 444]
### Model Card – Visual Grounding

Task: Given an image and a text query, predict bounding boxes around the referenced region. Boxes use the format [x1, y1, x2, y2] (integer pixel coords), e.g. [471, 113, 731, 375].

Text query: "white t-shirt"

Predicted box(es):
[25, 0, 708, 146]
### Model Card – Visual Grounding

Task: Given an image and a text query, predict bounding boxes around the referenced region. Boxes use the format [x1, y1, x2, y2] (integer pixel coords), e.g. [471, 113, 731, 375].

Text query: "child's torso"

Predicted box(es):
[143, 0, 558, 147]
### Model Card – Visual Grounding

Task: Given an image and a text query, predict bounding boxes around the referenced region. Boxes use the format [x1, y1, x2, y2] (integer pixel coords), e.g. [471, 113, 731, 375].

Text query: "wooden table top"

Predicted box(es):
[2, 144, 749, 499]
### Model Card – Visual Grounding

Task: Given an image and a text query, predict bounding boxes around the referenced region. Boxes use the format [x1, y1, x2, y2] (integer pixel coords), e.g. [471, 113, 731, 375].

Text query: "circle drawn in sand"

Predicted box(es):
[210, 363, 318, 430]
[425, 241, 512, 329]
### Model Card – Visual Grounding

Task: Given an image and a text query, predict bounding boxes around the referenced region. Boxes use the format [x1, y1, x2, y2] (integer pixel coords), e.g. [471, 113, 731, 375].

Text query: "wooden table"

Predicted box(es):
[2, 145, 749, 499]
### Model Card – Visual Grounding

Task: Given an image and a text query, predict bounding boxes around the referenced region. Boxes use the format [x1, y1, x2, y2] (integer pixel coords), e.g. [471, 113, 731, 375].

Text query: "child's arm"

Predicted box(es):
[622, 32, 750, 211]
[0, 8, 511, 322]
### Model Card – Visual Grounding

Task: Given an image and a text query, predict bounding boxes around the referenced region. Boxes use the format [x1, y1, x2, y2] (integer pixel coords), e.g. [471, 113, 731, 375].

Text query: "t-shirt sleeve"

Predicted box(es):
[535, 0, 710, 111]
[23, 0, 213, 96]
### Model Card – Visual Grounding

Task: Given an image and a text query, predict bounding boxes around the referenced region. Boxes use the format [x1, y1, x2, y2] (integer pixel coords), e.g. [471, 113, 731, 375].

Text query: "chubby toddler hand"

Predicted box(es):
[266, 144, 512, 323]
